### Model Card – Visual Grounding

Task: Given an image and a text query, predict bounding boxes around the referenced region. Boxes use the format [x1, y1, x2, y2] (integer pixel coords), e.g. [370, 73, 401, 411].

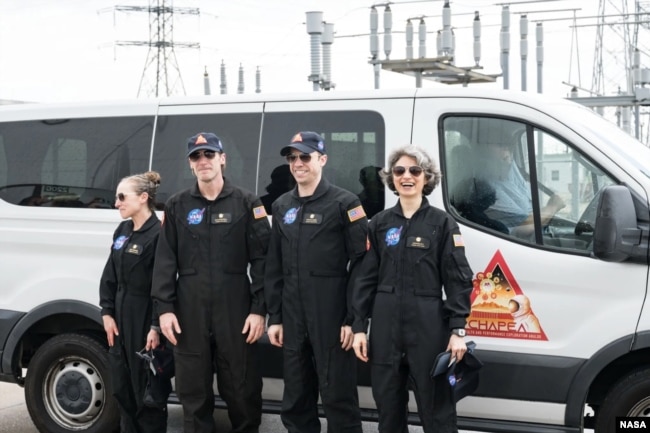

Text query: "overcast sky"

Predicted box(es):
[0, 0, 639, 103]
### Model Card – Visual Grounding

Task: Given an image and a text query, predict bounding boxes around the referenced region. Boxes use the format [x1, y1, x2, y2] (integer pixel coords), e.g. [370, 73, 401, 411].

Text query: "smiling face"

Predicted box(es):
[392, 155, 425, 198]
[287, 150, 326, 191]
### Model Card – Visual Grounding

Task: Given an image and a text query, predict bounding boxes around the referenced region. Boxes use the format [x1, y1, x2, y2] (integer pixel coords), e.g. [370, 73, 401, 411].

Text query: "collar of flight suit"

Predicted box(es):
[189, 176, 236, 202]
[289, 177, 331, 202]
[136, 212, 161, 233]
[390, 196, 431, 218]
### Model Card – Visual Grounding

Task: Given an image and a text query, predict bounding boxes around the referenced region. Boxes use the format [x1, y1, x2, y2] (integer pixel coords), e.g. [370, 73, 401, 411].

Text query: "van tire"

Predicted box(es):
[25, 333, 119, 433]
[595, 368, 650, 433]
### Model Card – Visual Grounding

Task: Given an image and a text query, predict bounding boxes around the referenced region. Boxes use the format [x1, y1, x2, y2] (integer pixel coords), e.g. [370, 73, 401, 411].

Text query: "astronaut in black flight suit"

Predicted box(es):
[151, 132, 271, 433]
[352, 145, 473, 433]
[100, 171, 168, 433]
[265, 132, 368, 433]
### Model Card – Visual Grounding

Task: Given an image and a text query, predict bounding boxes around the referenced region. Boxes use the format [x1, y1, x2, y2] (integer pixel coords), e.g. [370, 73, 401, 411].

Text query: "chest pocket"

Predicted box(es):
[405, 234, 435, 265]
[303, 212, 340, 241]
[210, 210, 247, 240]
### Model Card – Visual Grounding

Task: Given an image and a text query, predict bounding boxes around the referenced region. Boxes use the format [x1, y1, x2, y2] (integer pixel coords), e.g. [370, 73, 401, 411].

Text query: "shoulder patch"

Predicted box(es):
[253, 205, 267, 219]
[453, 234, 465, 247]
[347, 205, 366, 222]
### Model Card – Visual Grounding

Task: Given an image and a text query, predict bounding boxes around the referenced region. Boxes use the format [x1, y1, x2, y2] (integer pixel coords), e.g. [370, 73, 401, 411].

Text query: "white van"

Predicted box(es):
[0, 88, 648, 433]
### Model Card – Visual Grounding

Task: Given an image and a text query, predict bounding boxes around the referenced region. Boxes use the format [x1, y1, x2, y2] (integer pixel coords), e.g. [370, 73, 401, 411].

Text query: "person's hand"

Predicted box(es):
[446, 334, 467, 362]
[547, 193, 566, 213]
[160, 312, 181, 346]
[242, 314, 265, 343]
[102, 315, 119, 347]
[352, 332, 369, 362]
[267, 324, 283, 347]
[146, 329, 160, 350]
[340, 325, 354, 351]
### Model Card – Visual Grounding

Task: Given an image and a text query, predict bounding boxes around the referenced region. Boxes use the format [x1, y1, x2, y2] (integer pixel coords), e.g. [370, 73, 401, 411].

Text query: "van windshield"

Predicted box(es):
[561, 103, 650, 180]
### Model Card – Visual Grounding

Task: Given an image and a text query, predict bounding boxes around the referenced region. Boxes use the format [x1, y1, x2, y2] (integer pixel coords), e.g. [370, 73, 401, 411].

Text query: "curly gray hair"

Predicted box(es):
[380, 145, 441, 196]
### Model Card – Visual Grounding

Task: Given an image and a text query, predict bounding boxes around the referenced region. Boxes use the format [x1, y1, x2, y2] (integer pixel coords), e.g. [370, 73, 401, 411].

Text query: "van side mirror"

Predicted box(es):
[593, 185, 649, 263]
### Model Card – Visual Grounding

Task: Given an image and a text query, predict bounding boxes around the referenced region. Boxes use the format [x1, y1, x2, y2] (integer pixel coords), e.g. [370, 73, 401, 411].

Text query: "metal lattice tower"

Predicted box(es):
[591, 0, 650, 96]
[587, 0, 650, 143]
[114, 0, 200, 97]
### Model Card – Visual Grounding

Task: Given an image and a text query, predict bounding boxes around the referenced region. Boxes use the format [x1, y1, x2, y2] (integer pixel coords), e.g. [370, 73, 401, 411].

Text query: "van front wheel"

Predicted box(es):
[595, 368, 650, 433]
[25, 333, 119, 433]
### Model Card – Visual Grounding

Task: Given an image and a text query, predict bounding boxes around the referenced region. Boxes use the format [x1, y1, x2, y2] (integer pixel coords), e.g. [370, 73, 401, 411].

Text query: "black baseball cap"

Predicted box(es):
[280, 131, 326, 156]
[186, 132, 224, 157]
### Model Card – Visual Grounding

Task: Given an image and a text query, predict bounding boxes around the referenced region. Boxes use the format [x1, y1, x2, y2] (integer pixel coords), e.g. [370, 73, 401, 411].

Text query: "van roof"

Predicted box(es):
[0, 87, 578, 120]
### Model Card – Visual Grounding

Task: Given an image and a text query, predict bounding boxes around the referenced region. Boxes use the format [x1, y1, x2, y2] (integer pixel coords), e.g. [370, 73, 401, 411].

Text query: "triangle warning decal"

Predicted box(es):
[467, 250, 548, 341]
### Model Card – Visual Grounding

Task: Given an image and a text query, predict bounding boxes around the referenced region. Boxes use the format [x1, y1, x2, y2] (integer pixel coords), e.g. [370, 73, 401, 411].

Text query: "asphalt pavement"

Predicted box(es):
[0, 381, 430, 433]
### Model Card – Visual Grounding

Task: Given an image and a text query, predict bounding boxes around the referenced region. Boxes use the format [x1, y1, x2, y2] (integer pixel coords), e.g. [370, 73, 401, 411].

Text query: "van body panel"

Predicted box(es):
[0, 99, 158, 120]
[0, 202, 120, 313]
[0, 300, 102, 375]
[459, 396, 566, 425]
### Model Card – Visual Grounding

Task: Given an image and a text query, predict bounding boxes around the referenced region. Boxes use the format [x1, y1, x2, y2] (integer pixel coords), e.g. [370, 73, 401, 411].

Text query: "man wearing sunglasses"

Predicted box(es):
[264, 131, 368, 433]
[152, 132, 271, 433]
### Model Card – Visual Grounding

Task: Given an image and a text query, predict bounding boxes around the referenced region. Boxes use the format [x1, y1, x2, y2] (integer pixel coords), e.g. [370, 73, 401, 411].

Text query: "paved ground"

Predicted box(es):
[0, 381, 429, 433]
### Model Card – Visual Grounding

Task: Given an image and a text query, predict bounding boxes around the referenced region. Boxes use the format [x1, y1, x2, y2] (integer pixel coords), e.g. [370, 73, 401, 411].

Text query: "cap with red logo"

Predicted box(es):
[186, 132, 223, 157]
[280, 131, 326, 156]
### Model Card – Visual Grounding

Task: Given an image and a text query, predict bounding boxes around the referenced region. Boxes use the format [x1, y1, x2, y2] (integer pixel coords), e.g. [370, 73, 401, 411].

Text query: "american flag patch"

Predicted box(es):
[347, 205, 366, 222]
[253, 206, 267, 219]
[453, 234, 465, 247]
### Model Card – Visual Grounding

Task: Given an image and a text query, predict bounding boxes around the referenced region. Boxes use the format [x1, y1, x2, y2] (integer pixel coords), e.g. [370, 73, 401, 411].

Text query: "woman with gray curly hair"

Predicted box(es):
[351, 145, 473, 433]
[379, 144, 442, 197]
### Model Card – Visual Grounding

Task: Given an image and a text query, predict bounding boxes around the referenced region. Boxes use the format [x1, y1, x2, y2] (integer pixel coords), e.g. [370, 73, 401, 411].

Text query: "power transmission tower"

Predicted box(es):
[113, 0, 200, 97]
[591, 0, 633, 96]
[588, 0, 650, 143]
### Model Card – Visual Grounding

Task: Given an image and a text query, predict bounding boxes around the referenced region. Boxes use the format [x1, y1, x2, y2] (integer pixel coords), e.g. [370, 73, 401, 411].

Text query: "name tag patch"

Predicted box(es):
[407, 236, 430, 249]
[126, 243, 143, 255]
[211, 213, 232, 224]
[303, 213, 322, 224]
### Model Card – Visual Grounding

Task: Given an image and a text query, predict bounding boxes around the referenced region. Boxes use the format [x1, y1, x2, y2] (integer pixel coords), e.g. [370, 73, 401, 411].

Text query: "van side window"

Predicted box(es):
[443, 115, 616, 252]
[260, 111, 385, 217]
[152, 113, 262, 209]
[0, 117, 153, 208]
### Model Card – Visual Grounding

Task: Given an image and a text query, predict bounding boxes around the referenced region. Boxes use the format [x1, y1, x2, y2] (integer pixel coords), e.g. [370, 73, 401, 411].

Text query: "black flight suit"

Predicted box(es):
[265, 178, 368, 433]
[151, 179, 271, 433]
[99, 213, 168, 433]
[352, 198, 473, 433]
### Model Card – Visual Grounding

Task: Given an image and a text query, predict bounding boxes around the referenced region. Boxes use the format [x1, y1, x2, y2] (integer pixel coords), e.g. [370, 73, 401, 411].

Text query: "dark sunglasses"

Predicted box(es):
[189, 149, 218, 162]
[285, 153, 313, 164]
[392, 165, 424, 176]
[115, 192, 136, 202]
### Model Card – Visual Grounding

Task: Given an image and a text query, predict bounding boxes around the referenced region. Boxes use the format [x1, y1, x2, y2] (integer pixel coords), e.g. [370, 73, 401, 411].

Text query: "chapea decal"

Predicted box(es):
[467, 250, 548, 341]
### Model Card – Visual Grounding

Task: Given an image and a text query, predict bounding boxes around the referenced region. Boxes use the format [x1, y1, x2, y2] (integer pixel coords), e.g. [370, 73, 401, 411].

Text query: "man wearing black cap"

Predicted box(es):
[264, 131, 368, 433]
[152, 132, 271, 433]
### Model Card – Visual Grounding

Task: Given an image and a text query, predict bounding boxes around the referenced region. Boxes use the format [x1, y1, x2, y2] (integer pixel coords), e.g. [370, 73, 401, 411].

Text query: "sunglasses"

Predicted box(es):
[189, 149, 218, 162]
[115, 192, 136, 202]
[285, 153, 313, 164]
[392, 165, 424, 176]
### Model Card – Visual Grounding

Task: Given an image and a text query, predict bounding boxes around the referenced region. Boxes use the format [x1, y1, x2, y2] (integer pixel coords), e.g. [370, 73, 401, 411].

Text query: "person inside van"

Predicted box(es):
[357, 165, 385, 219]
[482, 140, 565, 237]
[451, 177, 508, 234]
[99, 171, 169, 433]
[351, 145, 473, 433]
[260, 164, 295, 214]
